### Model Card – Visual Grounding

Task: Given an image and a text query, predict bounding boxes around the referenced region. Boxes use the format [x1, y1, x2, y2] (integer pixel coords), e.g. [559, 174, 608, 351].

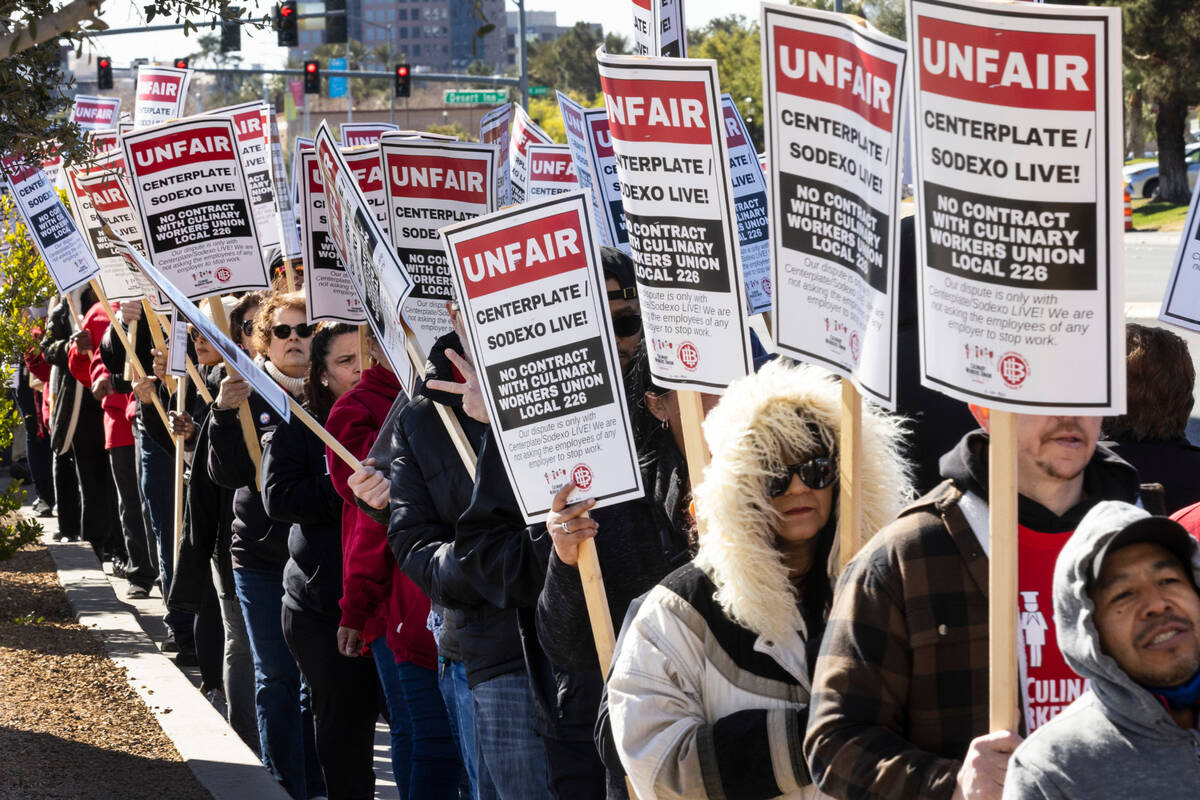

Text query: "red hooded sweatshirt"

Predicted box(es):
[326, 364, 436, 669]
[67, 301, 134, 450]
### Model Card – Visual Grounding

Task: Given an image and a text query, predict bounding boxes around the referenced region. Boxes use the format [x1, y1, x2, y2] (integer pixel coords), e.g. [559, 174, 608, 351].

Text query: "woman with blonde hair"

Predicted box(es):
[606, 360, 913, 800]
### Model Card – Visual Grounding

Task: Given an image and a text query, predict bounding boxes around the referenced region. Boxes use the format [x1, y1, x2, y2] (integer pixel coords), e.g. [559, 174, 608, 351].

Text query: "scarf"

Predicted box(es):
[1150, 667, 1200, 711]
[260, 356, 306, 398]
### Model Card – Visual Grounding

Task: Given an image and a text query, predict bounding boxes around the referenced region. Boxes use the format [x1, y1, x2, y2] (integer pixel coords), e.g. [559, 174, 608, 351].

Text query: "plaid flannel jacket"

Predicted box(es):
[805, 479, 988, 800]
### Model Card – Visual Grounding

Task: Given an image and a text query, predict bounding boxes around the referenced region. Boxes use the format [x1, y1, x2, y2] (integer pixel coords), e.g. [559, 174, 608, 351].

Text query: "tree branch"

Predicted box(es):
[1, 0, 105, 57]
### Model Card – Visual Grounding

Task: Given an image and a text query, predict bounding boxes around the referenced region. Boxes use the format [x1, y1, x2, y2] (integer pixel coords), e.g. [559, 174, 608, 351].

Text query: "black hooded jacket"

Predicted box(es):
[383, 331, 524, 688]
[263, 410, 346, 621]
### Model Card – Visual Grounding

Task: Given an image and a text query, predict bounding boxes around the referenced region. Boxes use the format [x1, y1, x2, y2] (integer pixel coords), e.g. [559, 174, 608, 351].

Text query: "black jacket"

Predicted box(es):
[383, 331, 522, 688]
[168, 363, 234, 611]
[207, 385, 292, 574]
[40, 296, 98, 455]
[1108, 435, 1200, 515]
[263, 411, 346, 622]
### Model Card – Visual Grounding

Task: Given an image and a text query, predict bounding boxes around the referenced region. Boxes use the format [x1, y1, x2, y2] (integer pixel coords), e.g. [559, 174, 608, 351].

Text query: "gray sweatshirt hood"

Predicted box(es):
[1052, 500, 1200, 741]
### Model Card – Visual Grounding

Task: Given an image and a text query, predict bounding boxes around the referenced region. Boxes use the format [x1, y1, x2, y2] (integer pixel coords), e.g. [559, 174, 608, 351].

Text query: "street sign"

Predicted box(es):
[529, 85, 548, 96]
[329, 57, 346, 99]
[444, 89, 507, 105]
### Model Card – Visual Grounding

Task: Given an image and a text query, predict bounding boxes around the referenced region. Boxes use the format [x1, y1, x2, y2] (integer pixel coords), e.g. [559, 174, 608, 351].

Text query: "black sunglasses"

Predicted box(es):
[612, 313, 642, 338]
[188, 327, 206, 342]
[767, 456, 837, 496]
[271, 323, 316, 339]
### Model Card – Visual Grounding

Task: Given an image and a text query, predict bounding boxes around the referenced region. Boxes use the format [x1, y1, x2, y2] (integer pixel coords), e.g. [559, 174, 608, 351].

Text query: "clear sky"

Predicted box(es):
[84, 0, 744, 74]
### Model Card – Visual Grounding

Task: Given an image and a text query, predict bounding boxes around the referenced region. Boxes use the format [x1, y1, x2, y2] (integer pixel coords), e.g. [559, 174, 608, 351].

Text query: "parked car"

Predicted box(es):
[1123, 143, 1200, 199]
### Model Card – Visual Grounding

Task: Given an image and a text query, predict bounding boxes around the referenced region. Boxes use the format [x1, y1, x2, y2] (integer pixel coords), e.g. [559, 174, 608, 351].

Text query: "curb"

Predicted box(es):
[42, 532, 290, 800]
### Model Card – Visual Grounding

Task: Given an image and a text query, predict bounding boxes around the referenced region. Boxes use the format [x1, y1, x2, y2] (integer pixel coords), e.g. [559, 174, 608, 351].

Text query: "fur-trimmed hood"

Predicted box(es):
[692, 360, 914, 642]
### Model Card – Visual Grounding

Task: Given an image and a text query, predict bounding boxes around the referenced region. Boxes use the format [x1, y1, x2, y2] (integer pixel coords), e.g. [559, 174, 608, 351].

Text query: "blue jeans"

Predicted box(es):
[137, 428, 192, 641]
[233, 567, 323, 799]
[396, 661, 461, 800]
[437, 659, 478, 800]
[370, 637, 412, 797]
[471, 672, 552, 800]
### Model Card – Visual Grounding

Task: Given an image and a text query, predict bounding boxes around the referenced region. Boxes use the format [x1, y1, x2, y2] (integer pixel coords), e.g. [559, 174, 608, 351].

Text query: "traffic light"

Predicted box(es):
[276, 1, 298, 47]
[325, 0, 346, 44]
[220, 8, 241, 53]
[97, 57, 113, 90]
[303, 60, 320, 94]
[395, 63, 410, 98]
[174, 58, 189, 69]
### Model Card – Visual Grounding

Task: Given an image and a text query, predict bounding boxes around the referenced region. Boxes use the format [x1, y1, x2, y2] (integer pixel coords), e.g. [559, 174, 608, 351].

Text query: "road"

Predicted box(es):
[1124, 230, 1187, 305]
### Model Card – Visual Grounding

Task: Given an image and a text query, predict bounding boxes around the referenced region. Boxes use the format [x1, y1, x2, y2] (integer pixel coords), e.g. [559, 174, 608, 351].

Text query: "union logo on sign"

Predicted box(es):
[850, 332, 861, 364]
[678, 341, 699, 371]
[998, 352, 1029, 388]
[571, 463, 593, 491]
[216, 267, 232, 282]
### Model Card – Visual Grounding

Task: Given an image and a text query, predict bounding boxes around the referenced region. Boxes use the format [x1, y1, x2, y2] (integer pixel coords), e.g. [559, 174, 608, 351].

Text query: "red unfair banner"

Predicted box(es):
[529, 150, 576, 184]
[137, 74, 184, 103]
[127, 125, 236, 175]
[345, 150, 384, 193]
[453, 210, 587, 299]
[385, 153, 488, 204]
[228, 106, 266, 144]
[602, 77, 713, 146]
[773, 26, 899, 130]
[915, 16, 1095, 112]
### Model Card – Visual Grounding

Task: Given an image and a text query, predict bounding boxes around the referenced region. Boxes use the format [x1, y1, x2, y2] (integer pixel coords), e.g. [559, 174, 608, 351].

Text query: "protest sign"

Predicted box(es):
[122, 117, 269, 299]
[204, 102, 283, 258]
[290, 135, 315, 210]
[508, 104, 553, 205]
[133, 65, 191, 128]
[585, 106, 629, 253]
[343, 145, 390, 233]
[87, 129, 120, 155]
[762, 4, 908, 407]
[380, 138, 495, 357]
[1159, 178, 1200, 331]
[70, 96, 122, 132]
[909, 0, 1123, 414]
[721, 94, 772, 316]
[300, 149, 364, 324]
[65, 165, 157, 301]
[340, 122, 399, 147]
[167, 310, 189, 377]
[480, 104, 512, 205]
[441, 190, 643, 520]
[313, 122, 415, 388]
[631, 0, 687, 57]
[267, 109, 302, 260]
[556, 92, 609, 244]
[525, 143, 578, 200]
[105, 227, 291, 420]
[597, 50, 753, 392]
[2, 160, 100, 292]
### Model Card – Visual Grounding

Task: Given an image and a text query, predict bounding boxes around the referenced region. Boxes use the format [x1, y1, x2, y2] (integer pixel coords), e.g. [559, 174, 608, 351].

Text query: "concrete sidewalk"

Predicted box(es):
[39, 514, 291, 800]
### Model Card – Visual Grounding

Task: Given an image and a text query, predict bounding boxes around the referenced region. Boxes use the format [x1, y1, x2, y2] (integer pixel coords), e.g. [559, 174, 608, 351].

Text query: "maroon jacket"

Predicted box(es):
[326, 365, 435, 669]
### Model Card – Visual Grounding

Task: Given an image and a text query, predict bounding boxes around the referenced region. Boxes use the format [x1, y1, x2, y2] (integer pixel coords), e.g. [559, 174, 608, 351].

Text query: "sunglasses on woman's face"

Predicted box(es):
[767, 456, 836, 496]
[271, 323, 316, 340]
[188, 327, 206, 342]
[612, 313, 642, 338]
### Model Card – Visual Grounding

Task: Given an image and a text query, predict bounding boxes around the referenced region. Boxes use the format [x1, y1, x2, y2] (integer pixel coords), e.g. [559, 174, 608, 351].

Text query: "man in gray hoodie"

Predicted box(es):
[1004, 500, 1200, 798]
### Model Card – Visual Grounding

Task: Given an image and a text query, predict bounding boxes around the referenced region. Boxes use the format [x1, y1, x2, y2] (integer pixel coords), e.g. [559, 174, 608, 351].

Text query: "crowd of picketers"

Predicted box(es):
[12, 225, 1200, 799]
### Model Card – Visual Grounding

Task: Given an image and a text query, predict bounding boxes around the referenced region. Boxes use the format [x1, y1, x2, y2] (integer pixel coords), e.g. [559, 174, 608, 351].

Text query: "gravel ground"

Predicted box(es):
[0, 542, 210, 800]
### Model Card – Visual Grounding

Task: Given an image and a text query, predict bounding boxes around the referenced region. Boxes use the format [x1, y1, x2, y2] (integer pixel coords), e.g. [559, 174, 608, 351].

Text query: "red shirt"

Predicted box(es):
[1018, 524, 1086, 732]
[67, 302, 134, 450]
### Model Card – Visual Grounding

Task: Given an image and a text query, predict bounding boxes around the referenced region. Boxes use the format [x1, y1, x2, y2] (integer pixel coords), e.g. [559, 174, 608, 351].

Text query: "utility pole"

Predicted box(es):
[346, 39, 352, 123]
[515, 0, 528, 110]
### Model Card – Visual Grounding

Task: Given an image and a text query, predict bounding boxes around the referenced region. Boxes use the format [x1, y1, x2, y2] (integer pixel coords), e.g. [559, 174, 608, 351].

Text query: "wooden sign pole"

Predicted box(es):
[172, 372, 188, 575]
[283, 258, 300, 292]
[140, 300, 178, 394]
[286, 395, 362, 472]
[358, 325, 370, 373]
[838, 380, 863, 571]
[988, 409, 1020, 731]
[87, 281, 171, 430]
[205, 296, 263, 490]
[122, 319, 138, 382]
[676, 389, 711, 494]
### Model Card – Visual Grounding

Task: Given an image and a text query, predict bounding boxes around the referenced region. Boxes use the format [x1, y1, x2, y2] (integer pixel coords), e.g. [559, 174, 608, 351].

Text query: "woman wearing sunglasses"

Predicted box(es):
[207, 289, 325, 799]
[604, 360, 913, 800]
